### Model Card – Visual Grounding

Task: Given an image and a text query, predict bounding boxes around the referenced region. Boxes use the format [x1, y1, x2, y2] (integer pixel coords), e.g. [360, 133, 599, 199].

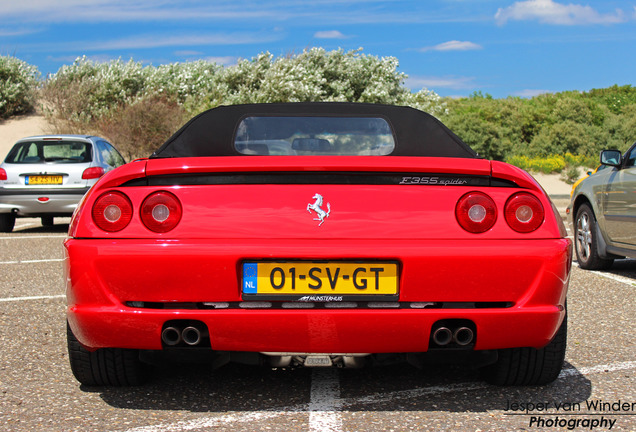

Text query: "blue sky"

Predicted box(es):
[1, 0, 635, 98]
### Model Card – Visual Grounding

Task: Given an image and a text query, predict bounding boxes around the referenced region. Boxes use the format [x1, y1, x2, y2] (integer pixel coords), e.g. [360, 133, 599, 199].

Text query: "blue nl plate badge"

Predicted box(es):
[243, 263, 258, 294]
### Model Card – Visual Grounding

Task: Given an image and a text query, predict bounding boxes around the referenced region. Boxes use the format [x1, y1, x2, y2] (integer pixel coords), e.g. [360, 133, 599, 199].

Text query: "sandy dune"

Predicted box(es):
[0, 113, 50, 159]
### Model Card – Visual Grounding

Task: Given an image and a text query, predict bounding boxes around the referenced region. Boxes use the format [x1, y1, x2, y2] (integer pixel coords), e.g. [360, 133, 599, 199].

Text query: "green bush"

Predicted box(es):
[96, 96, 187, 160]
[20, 51, 636, 166]
[0, 56, 40, 118]
[40, 49, 448, 155]
[441, 86, 636, 162]
[41, 56, 149, 129]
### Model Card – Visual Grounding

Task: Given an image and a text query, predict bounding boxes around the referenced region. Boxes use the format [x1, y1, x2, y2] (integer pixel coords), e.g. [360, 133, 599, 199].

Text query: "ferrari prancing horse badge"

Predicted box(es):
[307, 193, 331, 226]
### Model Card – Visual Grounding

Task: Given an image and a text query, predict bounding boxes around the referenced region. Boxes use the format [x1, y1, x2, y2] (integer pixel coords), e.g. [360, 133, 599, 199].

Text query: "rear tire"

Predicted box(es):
[574, 203, 613, 270]
[482, 311, 567, 386]
[41, 216, 54, 227]
[0, 213, 15, 232]
[67, 322, 149, 386]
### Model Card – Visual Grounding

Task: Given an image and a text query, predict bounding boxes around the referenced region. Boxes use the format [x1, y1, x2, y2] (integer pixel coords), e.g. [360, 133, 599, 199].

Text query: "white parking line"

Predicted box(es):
[309, 368, 342, 432]
[0, 294, 65, 302]
[0, 258, 64, 265]
[124, 360, 636, 432]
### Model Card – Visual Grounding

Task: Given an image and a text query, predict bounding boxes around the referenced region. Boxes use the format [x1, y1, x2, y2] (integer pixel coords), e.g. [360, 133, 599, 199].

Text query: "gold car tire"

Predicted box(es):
[574, 203, 613, 270]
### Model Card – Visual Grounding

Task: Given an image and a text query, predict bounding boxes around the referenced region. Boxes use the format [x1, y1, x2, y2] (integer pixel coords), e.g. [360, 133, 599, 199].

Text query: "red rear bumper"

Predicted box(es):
[65, 238, 571, 353]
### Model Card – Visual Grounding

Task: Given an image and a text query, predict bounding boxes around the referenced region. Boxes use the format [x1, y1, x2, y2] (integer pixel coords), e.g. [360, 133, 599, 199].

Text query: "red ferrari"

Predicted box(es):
[65, 103, 571, 386]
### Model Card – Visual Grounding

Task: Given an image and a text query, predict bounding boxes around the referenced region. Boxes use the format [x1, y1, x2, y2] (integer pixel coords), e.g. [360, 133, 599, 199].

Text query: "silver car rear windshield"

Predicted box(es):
[5, 140, 92, 164]
[234, 116, 396, 156]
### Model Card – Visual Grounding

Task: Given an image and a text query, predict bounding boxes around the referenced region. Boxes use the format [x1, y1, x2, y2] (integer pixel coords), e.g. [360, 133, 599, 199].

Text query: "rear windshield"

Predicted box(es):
[5, 140, 92, 164]
[234, 116, 395, 155]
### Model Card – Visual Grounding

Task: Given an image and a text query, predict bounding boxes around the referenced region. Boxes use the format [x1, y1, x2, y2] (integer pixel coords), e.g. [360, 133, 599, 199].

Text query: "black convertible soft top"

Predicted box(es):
[151, 102, 477, 158]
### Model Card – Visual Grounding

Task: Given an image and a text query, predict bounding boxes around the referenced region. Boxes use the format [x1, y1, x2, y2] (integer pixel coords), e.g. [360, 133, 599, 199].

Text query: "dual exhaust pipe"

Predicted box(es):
[432, 325, 474, 347]
[161, 324, 204, 347]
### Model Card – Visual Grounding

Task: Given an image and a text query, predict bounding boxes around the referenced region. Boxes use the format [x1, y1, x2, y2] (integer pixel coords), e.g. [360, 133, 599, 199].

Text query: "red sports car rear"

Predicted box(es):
[65, 103, 571, 386]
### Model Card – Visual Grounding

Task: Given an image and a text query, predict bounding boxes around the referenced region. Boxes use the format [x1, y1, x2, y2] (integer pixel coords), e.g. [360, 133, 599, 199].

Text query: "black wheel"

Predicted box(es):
[574, 203, 613, 270]
[482, 312, 567, 386]
[41, 216, 54, 227]
[0, 213, 16, 232]
[67, 322, 149, 386]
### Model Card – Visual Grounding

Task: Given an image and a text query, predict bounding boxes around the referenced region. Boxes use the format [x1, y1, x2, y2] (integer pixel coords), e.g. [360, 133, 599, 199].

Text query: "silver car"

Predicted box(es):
[569, 142, 636, 269]
[0, 135, 125, 232]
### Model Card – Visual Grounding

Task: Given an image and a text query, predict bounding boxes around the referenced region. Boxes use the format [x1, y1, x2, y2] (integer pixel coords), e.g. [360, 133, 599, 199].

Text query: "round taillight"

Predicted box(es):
[140, 191, 182, 233]
[456, 192, 497, 233]
[92, 191, 133, 232]
[505, 192, 545, 233]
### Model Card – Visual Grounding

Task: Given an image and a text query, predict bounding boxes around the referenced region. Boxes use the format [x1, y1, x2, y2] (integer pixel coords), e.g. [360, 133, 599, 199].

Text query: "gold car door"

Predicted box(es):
[604, 146, 636, 246]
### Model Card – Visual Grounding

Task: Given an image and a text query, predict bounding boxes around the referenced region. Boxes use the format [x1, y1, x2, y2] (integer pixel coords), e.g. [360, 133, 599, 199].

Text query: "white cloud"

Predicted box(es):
[514, 89, 553, 97]
[26, 32, 281, 52]
[202, 56, 237, 66]
[174, 50, 204, 56]
[496, 0, 627, 25]
[0, 0, 489, 25]
[0, 27, 39, 37]
[419, 40, 482, 52]
[406, 75, 476, 90]
[314, 30, 349, 39]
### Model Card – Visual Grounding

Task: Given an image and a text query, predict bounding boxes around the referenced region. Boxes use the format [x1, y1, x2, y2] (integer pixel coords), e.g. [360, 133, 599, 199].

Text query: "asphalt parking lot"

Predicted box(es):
[0, 218, 634, 432]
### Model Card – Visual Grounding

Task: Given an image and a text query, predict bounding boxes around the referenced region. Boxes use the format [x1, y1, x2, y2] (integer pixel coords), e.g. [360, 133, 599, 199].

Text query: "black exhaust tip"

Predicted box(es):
[161, 327, 182, 346]
[432, 327, 453, 346]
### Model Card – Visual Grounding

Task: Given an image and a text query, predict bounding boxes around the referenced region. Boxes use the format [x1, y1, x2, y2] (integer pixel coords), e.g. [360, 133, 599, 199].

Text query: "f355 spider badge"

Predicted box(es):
[307, 193, 331, 226]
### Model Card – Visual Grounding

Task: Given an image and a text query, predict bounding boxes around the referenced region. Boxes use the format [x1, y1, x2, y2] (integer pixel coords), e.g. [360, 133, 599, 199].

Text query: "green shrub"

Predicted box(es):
[41, 56, 149, 129]
[561, 164, 582, 185]
[40, 49, 448, 156]
[31, 52, 636, 166]
[0, 56, 40, 118]
[96, 96, 187, 160]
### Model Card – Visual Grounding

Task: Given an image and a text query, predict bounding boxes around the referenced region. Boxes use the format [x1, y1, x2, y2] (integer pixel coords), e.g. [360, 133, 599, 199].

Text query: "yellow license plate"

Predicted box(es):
[242, 261, 398, 296]
[26, 175, 63, 185]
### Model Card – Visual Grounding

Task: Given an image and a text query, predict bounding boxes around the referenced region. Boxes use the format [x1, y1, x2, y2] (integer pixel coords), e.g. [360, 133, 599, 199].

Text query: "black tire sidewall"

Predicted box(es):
[0, 213, 16, 232]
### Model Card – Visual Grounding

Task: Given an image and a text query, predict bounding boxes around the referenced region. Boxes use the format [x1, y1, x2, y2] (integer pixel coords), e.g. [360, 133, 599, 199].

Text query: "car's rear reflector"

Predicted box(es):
[504, 192, 544, 233]
[92, 191, 133, 232]
[455, 192, 497, 233]
[140, 191, 182, 233]
[82, 167, 105, 180]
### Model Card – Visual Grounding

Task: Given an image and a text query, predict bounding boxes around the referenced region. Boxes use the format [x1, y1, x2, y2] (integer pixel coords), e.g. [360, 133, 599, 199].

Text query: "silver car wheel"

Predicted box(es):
[574, 203, 613, 270]
[576, 211, 592, 261]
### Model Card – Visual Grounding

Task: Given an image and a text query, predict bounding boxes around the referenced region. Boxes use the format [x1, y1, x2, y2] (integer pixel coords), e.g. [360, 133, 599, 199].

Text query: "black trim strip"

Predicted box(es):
[121, 172, 518, 188]
[125, 301, 513, 310]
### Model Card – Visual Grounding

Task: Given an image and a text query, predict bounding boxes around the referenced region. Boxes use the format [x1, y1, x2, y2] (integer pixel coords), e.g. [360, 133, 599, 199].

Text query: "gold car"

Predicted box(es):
[569, 145, 636, 269]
